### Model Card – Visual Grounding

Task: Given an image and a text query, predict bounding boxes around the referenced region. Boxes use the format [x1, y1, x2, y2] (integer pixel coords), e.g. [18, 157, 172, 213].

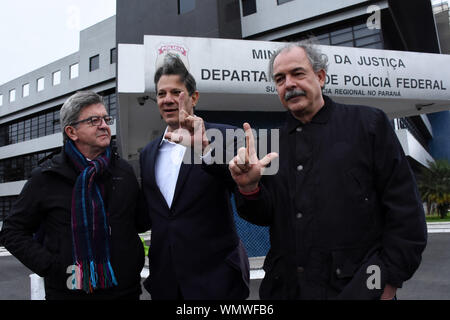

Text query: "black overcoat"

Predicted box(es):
[235, 96, 427, 300]
[0, 149, 148, 299]
[139, 122, 250, 300]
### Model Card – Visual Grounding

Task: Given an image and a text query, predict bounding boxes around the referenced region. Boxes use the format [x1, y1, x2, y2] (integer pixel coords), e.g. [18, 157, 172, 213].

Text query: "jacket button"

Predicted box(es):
[297, 164, 303, 171]
[336, 268, 341, 276]
[297, 266, 304, 273]
[296, 212, 303, 219]
[296, 127, 303, 132]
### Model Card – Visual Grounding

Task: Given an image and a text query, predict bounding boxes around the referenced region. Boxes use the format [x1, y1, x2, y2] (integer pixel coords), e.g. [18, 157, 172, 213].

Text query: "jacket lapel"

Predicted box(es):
[147, 135, 172, 211]
[146, 136, 161, 186]
[171, 121, 214, 207]
[171, 150, 194, 208]
[171, 121, 217, 208]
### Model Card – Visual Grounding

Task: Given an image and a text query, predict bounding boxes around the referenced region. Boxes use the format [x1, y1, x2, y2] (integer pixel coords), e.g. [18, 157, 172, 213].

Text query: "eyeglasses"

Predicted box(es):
[70, 115, 114, 127]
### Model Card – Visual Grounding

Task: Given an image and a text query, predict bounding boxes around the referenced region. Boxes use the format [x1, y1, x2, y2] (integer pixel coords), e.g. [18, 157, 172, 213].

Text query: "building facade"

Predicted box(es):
[115, 0, 449, 256]
[0, 16, 117, 229]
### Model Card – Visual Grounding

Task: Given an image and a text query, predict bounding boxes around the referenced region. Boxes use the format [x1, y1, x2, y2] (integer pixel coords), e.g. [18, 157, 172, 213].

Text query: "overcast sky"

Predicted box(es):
[0, 0, 116, 85]
[0, 0, 447, 86]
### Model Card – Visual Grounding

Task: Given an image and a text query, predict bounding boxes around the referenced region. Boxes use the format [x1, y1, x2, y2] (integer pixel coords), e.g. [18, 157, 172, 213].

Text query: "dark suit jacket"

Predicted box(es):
[139, 122, 250, 300]
[235, 96, 427, 300]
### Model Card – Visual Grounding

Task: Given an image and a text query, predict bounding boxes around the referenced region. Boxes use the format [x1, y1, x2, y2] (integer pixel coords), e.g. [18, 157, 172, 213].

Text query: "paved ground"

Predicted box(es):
[0, 255, 31, 300]
[397, 232, 450, 299]
[1, 233, 449, 300]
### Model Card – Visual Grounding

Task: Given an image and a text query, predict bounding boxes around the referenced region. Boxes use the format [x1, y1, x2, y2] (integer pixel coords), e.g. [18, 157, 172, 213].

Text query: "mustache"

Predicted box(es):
[96, 129, 110, 137]
[284, 89, 306, 101]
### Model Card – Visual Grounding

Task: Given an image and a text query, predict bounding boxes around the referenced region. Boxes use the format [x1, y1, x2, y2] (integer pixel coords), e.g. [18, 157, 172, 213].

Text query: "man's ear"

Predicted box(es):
[316, 69, 326, 88]
[190, 91, 199, 108]
[65, 126, 78, 142]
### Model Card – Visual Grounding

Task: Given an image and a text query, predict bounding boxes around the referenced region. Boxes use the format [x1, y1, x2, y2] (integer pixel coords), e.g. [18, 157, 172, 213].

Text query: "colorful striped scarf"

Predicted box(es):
[64, 140, 118, 293]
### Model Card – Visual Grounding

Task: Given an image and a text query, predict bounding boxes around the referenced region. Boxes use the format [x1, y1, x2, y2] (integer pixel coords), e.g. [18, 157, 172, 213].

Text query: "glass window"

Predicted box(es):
[8, 125, 12, 144]
[110, 48, 117, 64]
[52, 70, 61, 86]
[45, 114, 52, 134]
[0, 94, 3, 106]
[0, 148, 60, 183]
[46, 112, 55, 135]
[178, 0, 195, 14]
[242, 0, 257, 16]
[334, 40, 354, 47]
[330, 26, 352, 37]
[0, 106, 63, 146]
[10, 123, 17, 144]
[9, 89, 16, 102]
[363, 42, 383, 49]
[316, 34, 331, 45]
[0, 164, 4, 184]
[54, 109, 61, 133]
[353, 23, 367, 31]
[331, 31, 353, 45]
[300, 19, 383, 50]
[353, 26, 379, 39]
[89, 55, 100, 72]
[70, 63, 79, 79]
[0, 126, 8, 147]
[38, 114, 46, 137]
[110, 99, 117, 118]
[31, 117, 38, 139]
[37, 77, 45, 92]
[355, 34, 382, 47]
[24, 119, 31, 140]
[99, 90, 116, 115]
[277, 0, 293, 4]
[0, 196, 18, 222]
[17, 121, 24, 143]
[22, 83, 30, 97]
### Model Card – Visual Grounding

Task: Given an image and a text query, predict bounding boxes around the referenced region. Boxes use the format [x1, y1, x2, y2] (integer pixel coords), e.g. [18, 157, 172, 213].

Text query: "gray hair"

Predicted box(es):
[269, 38, 329, 79]
[60, 91, 104, 142]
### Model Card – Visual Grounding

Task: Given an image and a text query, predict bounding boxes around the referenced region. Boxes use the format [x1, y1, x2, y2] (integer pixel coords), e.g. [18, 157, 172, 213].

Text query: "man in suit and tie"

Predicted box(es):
[139, 54, 250, 300]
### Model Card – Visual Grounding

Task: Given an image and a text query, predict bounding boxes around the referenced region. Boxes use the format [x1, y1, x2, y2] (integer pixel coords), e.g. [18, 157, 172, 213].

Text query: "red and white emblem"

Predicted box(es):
[155, 43, 190, 70]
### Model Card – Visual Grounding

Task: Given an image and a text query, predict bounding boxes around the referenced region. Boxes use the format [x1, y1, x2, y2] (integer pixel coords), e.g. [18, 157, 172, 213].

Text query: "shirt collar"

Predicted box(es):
[287, 95, 333, 132]
[159, 126, 172, 146]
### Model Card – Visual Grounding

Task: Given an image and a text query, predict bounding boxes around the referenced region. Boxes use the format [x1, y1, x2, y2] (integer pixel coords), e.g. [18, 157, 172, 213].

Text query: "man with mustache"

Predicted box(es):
[0, 91, 149, 299]
[139, 54, 249, 300]
[228, 40, 427, 300]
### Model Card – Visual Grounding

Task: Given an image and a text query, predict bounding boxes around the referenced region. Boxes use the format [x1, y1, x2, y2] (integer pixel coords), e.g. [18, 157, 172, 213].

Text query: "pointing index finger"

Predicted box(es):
[178, 92, 187, 125]
[243, 122, 257, 163]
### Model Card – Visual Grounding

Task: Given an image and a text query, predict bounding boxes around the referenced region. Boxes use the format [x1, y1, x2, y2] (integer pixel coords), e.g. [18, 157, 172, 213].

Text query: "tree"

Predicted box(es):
[418, 159, 450, 219]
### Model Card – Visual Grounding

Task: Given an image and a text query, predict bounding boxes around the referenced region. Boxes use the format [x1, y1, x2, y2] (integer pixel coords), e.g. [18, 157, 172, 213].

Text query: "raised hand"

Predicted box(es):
[164, 92, 209, 154]
[228, 123, 278, 193]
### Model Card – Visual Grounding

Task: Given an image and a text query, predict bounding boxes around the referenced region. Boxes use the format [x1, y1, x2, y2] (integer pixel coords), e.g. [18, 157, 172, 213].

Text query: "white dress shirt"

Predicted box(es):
[155, 127, 186, 208]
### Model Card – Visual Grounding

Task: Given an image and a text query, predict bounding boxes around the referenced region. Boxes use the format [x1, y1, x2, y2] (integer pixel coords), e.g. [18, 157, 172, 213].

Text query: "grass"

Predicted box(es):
[425, 214, 450, 222]
[140, 237, 149, 256]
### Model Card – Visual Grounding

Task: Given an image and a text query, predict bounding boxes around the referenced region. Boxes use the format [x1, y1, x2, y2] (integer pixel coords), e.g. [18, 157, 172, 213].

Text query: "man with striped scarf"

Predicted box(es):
[0, 91, 150, 300]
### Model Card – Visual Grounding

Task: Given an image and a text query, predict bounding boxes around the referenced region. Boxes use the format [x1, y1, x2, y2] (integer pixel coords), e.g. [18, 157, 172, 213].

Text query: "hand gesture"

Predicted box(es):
[164, 92, 209, 154]
[229, 123, 278, 193]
